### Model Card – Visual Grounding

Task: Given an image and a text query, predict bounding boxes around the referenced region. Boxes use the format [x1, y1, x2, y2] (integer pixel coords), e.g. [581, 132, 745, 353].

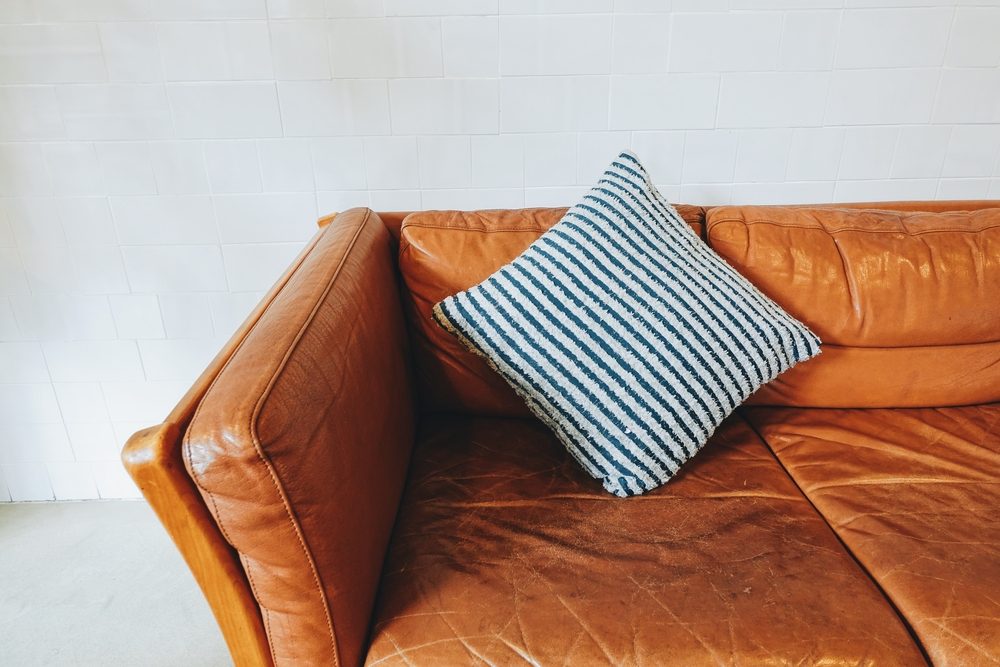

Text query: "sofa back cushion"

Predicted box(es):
[399, 206, 706, 415]
[707, 204, 1000, 407]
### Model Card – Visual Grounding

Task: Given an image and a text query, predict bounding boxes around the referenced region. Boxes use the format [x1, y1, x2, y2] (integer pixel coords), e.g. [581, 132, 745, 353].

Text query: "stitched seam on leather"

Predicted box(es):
[708, 217, 1000, 236]
[245, 208, 374, 667]
[183, 227, 328, 667]
[738, 410, 934, 666]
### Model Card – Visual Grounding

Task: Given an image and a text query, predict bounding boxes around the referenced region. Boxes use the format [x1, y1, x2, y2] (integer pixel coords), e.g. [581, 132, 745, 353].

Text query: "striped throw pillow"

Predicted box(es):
[433, 151, 822, 497]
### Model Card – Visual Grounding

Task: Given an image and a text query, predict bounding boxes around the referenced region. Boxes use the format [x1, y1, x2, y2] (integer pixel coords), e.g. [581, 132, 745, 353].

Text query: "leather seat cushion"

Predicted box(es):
[364, 415, 923, 665]
[743, 404, 1000, 666]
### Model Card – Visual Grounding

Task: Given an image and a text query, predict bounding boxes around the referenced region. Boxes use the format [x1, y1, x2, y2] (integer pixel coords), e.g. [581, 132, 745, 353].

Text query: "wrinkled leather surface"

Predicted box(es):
[365, 414, 923, 665]
[708, 204, 1000, 407]
[399, 206, 705, 416]
[743, 405, 1000, 666]
[184, 208, 415, 667]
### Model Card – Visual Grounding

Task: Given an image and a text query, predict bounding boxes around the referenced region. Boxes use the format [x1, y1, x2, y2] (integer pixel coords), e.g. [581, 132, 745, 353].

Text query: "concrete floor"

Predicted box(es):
[1, 501, 231, 666]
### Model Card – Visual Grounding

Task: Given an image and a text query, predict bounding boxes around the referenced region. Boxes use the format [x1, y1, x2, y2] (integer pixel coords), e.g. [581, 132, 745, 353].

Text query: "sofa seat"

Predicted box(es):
[743, 405, 1000, 666]
[365, 415, 923, 665]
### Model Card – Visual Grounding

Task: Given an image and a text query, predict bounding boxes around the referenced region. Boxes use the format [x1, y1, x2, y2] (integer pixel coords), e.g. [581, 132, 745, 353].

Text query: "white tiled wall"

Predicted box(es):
[1, 0, 999, 501]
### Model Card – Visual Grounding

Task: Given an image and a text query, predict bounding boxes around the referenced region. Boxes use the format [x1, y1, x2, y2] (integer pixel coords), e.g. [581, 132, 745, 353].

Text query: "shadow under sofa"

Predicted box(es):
[124, 200, 1000, 666]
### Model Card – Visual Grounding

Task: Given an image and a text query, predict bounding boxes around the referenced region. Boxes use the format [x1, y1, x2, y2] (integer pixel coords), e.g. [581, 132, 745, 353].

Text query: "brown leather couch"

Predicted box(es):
[124, 200, 1000, 666]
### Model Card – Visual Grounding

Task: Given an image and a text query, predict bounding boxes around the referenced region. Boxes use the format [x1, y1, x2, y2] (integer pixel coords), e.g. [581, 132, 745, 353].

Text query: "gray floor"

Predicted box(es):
[1, 501, 231, 666]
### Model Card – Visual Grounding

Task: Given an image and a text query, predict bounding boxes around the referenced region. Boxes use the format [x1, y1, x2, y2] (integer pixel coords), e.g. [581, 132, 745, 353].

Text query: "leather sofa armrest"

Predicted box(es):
[126, 208, 416, 667]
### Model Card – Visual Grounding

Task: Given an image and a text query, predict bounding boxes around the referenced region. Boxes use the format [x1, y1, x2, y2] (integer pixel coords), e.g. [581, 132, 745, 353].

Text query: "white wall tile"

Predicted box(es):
[101, 380, 187, 423]
[64, 424, 115, 462]
[152, 0, 267, 20]
[47, 461, 100, 500]
[390, 79, 499, 135]
[109, 294, 165, 339]
[99, 22, 162, 82]
[53, 382, 109, 424]
[442, 16, 499, 77]
[3, 461, 53, 501]
[734, 129, 793, 183]
[937, 178, 991, 199]
[368, 189, 421, 210]
[0, 421, 74, 464]
[786, 127, 845, 181]
[91, 460, 141, 499]
[43, 143, 106, 197]
[96, 142, 158, 195]
[670, 12, 783, 72]
[316, 190, 370, 213]
[35, 0, 154, 21]
[682, 130, 739, 184]
[0, 24, 106, 84]
[149, 141, 211, 195]
[278, 80, 390, 136]
[501, 15, 612, 75]
[156, 21, 258, 81]
[630, 131, 685, 185]
[111, 196, 218, 245]
[471, 135, 524, 188]
[258, 139, 315, 192]
[0, 247, 30, 296]
[122, 245, 228, 293]
[731, 181, 836, 206]
[209, 291, 261, 338]
[503, 76, 609, 133]
[57, 198, 117, 245]
[205, 140, 262, 193]
[835, 8, 951, 69]
[71, 246, 130, 295]
[610, 74, 718, 130]
[214, 193, 318, 243]
[833, 178, 938, 202]
[891, 125, 952, 179]
[0, 343, 50, 383]
[946, 7, 1000, 67]
[524, 186, 590, 207]
[267, 0, 324, 19]
[387, 0, 497, 14]
[718, 72, 829, 128]
[933, 69, 1000, 124]
[364, 137, 421, 189]
[58, 84, 174, 140]
[838, 126, 901, 180]
[325, 0, 385, 17]
[0, 144, 53, 197]
[421, 188, 523, 210]
[168, 83, 283, 139]
[577, 132, 630, 184]
[0, 86, 65, 141]
[418, 137, 472, 189]
[158, 293, 214, 339]
[138, 338, 219, 383]
[524, 134, 578, 187]
[941, 125, 1000, 178]
[612, 13, 670, 75]
[269, 19, 331, 80]
[222, 242, 305, 291]
[329, 18, 442, 78]
[501, 0, 609, 13]
[43, 340, 143, 382]
[779, 11, 839, 71]
[826, 69, 939, 125]
[311, 138, 367, 190]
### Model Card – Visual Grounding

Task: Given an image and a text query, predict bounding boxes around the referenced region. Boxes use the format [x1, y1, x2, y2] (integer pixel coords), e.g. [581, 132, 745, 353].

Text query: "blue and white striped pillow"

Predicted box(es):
[433, 151, 821, 497]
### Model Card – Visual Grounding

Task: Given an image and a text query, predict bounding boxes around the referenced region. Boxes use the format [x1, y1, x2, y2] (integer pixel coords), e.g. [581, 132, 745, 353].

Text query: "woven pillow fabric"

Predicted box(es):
[433, 151, 822, 497]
